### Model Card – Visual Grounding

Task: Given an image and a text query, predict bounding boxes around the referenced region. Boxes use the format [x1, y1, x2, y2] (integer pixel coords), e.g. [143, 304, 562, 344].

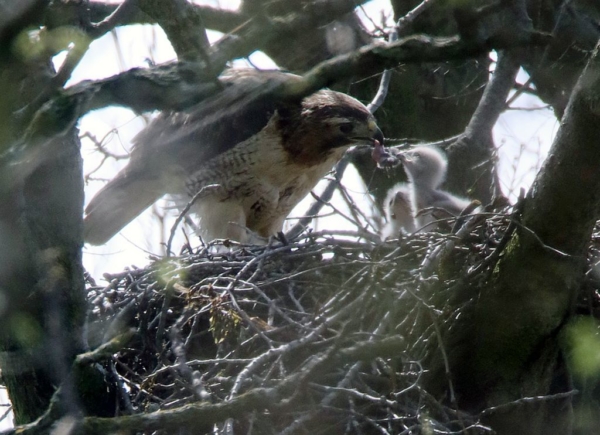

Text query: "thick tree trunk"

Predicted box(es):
[0, 57, 86, 423]
[434, 42, 600, 435]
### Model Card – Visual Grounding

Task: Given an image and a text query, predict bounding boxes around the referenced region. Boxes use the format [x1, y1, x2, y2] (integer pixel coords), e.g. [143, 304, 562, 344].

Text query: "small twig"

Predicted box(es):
[396, 0, 438, 33]
[166, 184, 220, 257]
[87, 0, 139, 37]
[479, 390, 578, 417]
[286, 157, 350, 240]
[467, 207, 523, 277]
[0, 406, 12, 424]
[75, 330, 136, 365]
[505, 76, 534, 107]
[335, 182, 377, 233]
[239, 279, 311, 329]
[110, 361, 135, 415]
[309, 383, 398, 407]
[81, 131, 129, 160]
[155, 280, 175, 349]
[427, 308, 466, 430]
[222, 278, 275, 347]
[228, 322, 330, 399]
[419, 212, 483, 277]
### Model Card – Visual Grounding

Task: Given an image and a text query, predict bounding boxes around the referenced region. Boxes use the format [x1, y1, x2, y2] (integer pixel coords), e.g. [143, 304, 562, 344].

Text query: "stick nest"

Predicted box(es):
[84, 208, 600, 434]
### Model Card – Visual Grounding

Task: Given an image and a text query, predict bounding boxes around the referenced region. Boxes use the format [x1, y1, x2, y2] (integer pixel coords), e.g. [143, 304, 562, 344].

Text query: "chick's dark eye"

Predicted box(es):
[339, 123, 354, 134]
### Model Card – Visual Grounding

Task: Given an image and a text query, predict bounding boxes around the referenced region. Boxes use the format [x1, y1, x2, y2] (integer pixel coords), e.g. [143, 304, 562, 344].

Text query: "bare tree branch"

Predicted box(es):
[86, 0, 140, 38]
[463, 51, 521, 140]
[22, 32, 548, 150]
[137, 0, 211, 63]
[445, 51, 520, 201]
[85, 2, 245, 34]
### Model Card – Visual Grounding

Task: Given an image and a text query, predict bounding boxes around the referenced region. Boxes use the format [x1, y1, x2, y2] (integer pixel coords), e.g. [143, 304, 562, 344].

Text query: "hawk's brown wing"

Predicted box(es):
[129, 70, 304, 175]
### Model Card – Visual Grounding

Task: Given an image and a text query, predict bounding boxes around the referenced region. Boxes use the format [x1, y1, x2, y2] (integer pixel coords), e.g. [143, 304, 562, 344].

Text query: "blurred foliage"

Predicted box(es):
[565, 317, 600, 381]
[12, 26, 89, 63]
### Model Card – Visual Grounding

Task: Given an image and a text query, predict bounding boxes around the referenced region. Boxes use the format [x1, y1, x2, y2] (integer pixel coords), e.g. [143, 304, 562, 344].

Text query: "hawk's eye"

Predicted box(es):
[339, 123, 354, 134]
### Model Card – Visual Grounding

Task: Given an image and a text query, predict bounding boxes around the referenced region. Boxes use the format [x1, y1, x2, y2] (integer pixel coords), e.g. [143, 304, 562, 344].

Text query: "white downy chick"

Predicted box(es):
[399, 146, 471, 231]
[382, 183, 415, 239]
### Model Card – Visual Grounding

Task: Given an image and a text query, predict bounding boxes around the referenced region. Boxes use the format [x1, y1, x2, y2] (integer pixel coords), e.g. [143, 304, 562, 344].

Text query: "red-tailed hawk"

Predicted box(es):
[84, 70, 384, 245]
[398, 146, 470, 230]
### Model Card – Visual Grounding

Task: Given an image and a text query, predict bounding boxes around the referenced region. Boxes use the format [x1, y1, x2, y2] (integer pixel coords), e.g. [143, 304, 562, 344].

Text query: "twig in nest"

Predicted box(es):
[166, 184, 220, 256]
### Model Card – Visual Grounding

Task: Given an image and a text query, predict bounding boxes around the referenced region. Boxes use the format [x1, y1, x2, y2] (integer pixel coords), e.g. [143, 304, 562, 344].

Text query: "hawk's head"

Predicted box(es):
[278, 90, 384, 166]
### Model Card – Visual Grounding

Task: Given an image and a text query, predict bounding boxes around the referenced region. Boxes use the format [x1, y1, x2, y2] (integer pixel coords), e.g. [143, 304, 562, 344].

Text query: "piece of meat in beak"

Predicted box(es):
[371, 138, 401, 168]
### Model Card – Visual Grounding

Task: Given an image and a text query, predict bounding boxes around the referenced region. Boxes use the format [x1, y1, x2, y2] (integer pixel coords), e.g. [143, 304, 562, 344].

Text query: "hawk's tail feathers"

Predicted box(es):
[84, 174, 163, 245]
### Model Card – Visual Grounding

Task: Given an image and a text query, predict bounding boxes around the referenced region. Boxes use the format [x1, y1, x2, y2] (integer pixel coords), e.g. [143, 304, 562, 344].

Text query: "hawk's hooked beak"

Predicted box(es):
[364, 119, 384, 146]
[373, 126, 384, 146]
